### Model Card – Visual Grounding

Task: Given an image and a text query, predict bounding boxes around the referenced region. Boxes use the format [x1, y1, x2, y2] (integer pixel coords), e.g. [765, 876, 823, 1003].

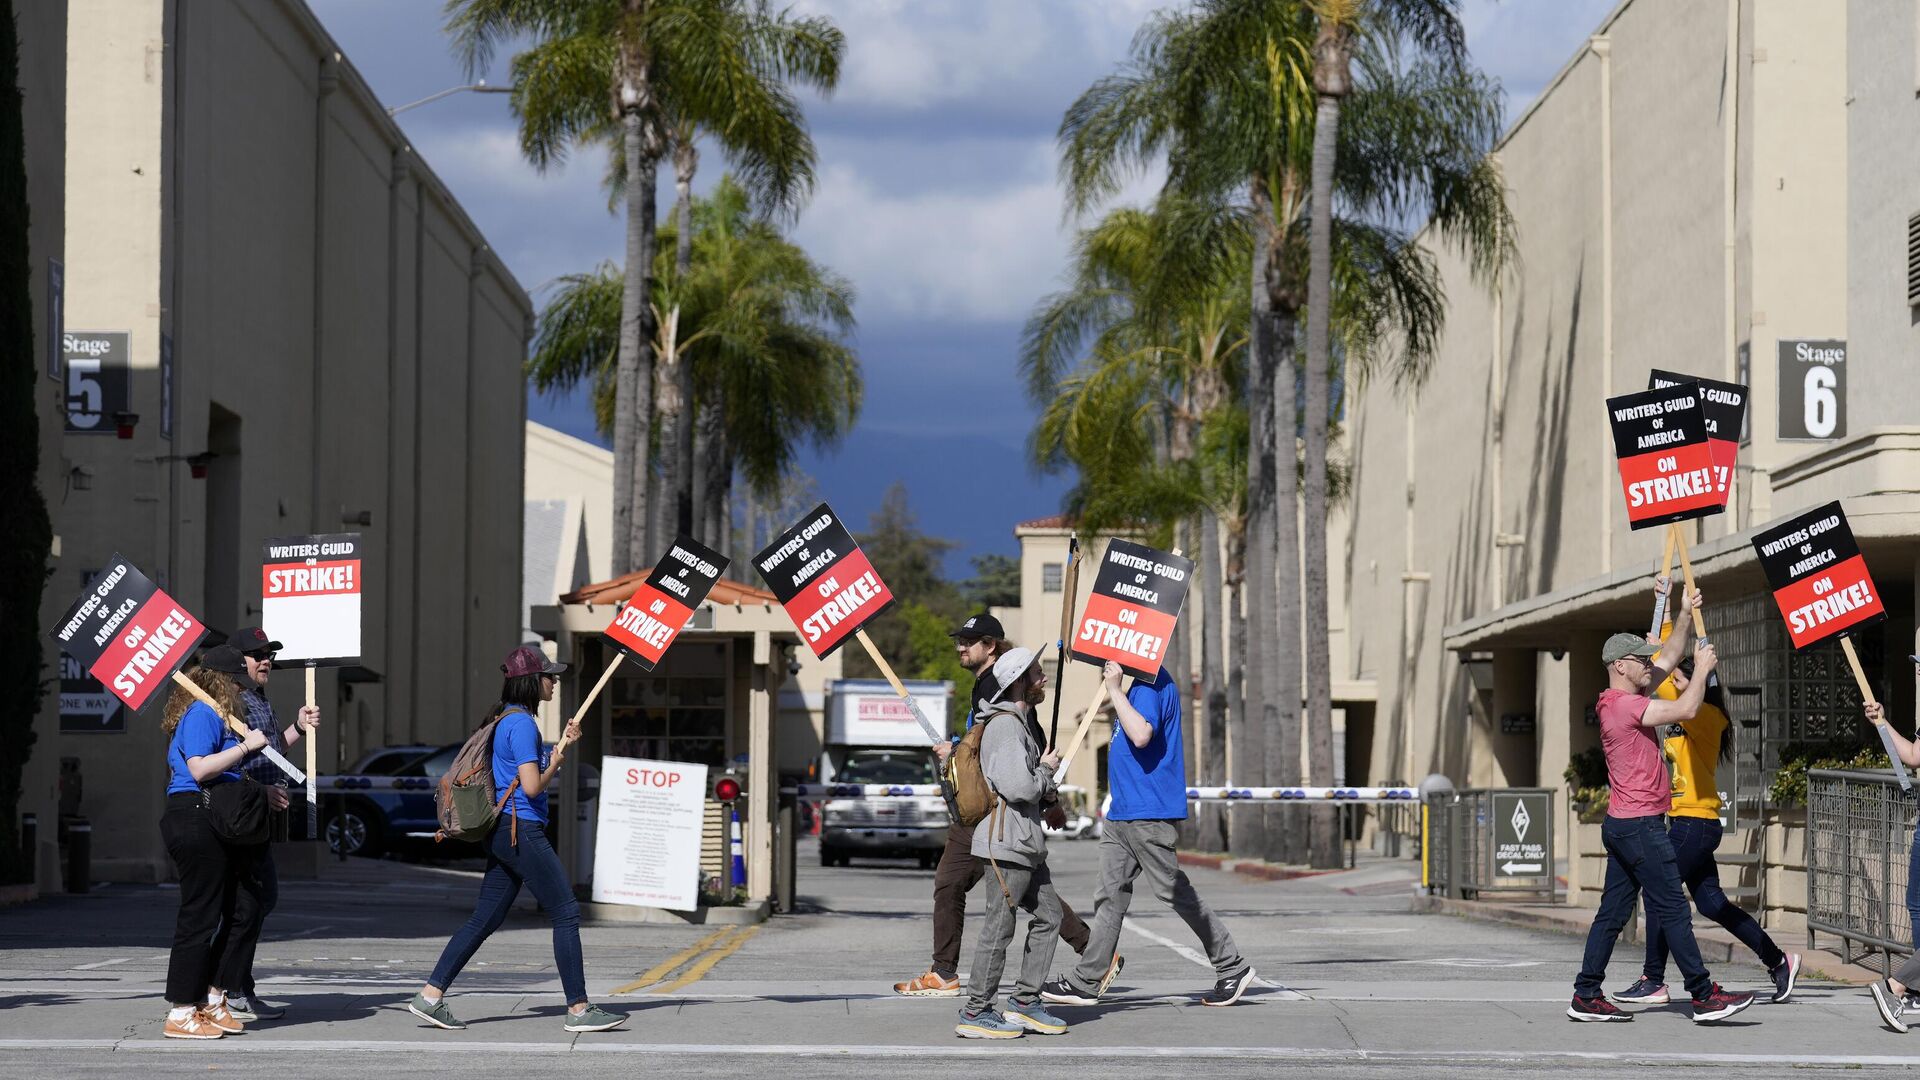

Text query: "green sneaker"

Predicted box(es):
[563, 1003, 627, 1033]
[407, 993, 466, 1030]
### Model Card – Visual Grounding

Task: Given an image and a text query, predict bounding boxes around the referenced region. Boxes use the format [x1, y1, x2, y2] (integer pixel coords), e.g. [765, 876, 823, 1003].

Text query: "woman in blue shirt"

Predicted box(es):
[158, 654, 270, 1040]
[410, 646, 623, 1033]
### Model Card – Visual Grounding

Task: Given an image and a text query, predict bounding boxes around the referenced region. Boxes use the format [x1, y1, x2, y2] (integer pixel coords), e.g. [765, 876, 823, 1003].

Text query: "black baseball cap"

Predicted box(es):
[950, 613, 1005, 641]
[230, 626, 283, 656]
[200, 645, 249, 675]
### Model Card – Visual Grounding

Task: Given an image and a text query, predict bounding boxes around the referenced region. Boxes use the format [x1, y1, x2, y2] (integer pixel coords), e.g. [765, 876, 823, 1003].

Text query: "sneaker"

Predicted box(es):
[894, 969, 962, 997]
[1769, 954, 1801, 1003]
[163, 1009, 225, 1040]
[1567, 995, 1634, 1022]
[1003, 998, 1068, 1035]
[407, 993, 467, 1031]
[563, 1003, 627, 1033]
[1095, 952, 1125, 997]
[1609, 978, 1670, 1005]
[226, 994, 287, 1022]
[1039, 976, 1100, 1007]
[1870, 979, 1910, 1033]
[954, 1008, 1024, 1039]
[1901, 990, 1920, 1016]
[1202, 965, 1255, 1007]
[1692, 984, 1756, 1023]
[202, 1000, 244, 1034]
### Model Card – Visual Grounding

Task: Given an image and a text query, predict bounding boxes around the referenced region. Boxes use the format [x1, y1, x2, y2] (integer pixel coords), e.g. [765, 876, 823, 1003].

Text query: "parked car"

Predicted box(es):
[325, 742, 597, 859]
[819, 749, 948, 869]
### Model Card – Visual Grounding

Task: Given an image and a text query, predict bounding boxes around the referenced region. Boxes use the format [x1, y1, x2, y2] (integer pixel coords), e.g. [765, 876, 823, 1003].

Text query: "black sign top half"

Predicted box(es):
[48, 553, 158, 669]
[1606, 383, 1709, 461]
[644, 533, 730, 607]
[1648, 369, 1749, 442]
[1088, 538, 1195, 616]
[262, 532, 361, 563]
[752, 502, 860, 605]
[1750, 501, 1864, 592]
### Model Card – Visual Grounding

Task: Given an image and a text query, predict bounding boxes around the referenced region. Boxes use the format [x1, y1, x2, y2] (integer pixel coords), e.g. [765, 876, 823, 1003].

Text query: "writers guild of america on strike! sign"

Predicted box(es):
[48, 554, 208, 713]
[1750, 501, 1886, 651]
[1647, 369, 1747, 502]
[605, 534, 729, 670]
[1071, 538, 1194, 682]
[1605, 383, 1725, 529]
[262, 533, 363, 665]
[753, 503, 896, 659]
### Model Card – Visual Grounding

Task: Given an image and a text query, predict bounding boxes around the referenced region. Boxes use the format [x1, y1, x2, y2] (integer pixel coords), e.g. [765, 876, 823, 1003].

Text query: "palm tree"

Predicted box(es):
[1298, 4, 1511, 866]
[445, 0, 843, 573]
[527, 177, 860, 561]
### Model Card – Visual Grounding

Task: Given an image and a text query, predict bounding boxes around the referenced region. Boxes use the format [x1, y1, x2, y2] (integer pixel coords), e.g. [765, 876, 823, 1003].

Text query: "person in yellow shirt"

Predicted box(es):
[1609, 640, 1800, 1008]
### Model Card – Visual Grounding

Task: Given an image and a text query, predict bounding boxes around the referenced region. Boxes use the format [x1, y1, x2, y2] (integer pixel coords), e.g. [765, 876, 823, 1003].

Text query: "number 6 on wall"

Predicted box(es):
[1803, 366, 1838, 439]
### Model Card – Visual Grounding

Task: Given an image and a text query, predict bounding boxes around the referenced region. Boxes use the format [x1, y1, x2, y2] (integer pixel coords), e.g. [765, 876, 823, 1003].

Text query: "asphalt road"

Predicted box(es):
[2, 832, 1917, 1076]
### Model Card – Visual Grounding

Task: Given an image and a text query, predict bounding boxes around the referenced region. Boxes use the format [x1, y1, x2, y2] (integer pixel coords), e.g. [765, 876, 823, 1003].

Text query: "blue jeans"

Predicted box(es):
[1642, 816, 1784, 984]
[1907, 824, 1920, 951]
[1575, 814, 1713, 1001]
[427, 821, 585, 1004]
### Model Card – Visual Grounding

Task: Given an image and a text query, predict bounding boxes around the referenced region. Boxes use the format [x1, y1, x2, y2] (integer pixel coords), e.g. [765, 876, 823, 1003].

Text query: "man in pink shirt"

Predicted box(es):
[1568, 588, 1757, 1024]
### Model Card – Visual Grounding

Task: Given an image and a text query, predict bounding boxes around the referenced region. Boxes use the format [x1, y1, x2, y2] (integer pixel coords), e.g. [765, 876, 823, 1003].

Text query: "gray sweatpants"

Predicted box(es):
[964, 859, 1062, 1015]
[1070, 818, 1247, 991]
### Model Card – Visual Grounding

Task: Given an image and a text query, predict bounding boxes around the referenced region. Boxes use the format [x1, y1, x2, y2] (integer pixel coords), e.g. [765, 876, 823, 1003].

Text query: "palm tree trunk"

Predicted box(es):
[614, 109, 657, 575]
[1302, 86, 1342, 868]
[1264, 299, 1303, 867]
[666, 141, 698, 540]
[692, 397, 725, 545]
[1237, 198, 1276, 861]
[1226, 577, 1246, 854]
[1196, 507, 1228, 852]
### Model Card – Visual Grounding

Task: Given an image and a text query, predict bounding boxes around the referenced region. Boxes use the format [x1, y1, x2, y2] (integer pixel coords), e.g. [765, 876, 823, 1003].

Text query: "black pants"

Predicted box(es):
[160, 794, 254, 1005]
[228, 840, 278, 997]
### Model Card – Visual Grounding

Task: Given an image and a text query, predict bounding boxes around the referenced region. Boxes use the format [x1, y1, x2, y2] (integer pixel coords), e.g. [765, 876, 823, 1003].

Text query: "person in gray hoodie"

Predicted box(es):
[955, 647, 1071, 1040]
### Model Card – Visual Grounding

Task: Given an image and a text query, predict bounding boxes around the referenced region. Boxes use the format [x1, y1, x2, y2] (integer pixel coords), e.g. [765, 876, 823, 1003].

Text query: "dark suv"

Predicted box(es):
[324, 743, 597, 858]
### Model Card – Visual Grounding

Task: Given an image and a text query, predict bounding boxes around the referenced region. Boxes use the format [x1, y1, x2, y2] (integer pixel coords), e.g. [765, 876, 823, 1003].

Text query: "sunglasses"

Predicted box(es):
[245, 650, 277, 662]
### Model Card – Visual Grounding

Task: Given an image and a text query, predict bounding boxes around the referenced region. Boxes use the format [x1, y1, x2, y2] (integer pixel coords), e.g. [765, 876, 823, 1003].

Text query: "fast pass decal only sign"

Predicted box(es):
[263, 533, 363, 664]
[754, 503, 895, 658]
[1750, 502, 1885, 650]
[1071, 539, 1194, 681]
[606, 535, 728, 670]
[1605, 383, 1723, 528]
[48, 554, 208, 713]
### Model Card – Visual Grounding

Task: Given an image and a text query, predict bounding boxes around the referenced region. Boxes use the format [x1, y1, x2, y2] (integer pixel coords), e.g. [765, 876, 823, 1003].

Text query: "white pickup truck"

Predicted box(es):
[817, 678, 952, 869]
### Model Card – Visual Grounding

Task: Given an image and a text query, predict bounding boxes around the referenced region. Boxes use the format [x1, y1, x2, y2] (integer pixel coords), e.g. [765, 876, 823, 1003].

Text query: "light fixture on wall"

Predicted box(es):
[66, 466, 94, 493]
[1460, 651, 1494, 694]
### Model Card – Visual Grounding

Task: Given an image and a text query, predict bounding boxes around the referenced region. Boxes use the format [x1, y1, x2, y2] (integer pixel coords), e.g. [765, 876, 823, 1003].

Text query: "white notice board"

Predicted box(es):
[592, 756, 709, 912]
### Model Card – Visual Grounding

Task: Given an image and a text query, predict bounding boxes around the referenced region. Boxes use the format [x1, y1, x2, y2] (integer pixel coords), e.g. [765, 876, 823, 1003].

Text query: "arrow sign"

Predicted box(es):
[1501, 861, 1543, 875]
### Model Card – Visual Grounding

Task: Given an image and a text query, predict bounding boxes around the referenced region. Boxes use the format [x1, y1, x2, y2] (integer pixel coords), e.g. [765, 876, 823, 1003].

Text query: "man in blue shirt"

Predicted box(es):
[1042, 662, 1256, 1008]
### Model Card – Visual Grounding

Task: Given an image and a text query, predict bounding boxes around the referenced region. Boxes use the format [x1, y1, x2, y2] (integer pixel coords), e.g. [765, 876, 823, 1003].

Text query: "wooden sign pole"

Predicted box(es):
[1047, 535, 1083, 751]
[1050, 683, 1113, 784]
[1846, 636, 1914, 793]
[558, 652, 624, 755]
[305, 664, 318, 838]
[169, 670, 304, 782]
[1671, 527, 1709, 644]
[1650, 524, 1677, 637]
[856, 629, 945, 746]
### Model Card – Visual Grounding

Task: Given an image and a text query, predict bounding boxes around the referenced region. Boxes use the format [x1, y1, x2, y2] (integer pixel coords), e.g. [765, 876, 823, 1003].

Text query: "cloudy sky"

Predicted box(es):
[309, 0, 1614, 576]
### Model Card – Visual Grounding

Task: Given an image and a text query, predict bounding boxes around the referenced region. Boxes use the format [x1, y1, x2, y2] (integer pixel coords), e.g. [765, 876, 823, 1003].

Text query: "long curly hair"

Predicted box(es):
[161, 664, 247, 735]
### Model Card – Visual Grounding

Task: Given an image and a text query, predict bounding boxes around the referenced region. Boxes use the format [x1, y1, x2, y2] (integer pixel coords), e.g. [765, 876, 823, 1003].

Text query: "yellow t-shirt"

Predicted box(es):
[1654, 677, 1726, 819]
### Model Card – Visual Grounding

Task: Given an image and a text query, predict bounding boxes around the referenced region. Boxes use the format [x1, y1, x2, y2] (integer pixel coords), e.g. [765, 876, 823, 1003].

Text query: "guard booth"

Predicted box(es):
[531, 575, 805, 913]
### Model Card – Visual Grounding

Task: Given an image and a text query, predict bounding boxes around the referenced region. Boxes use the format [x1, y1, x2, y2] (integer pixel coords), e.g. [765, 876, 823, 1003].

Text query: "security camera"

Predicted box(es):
[786, 657, 802, 676]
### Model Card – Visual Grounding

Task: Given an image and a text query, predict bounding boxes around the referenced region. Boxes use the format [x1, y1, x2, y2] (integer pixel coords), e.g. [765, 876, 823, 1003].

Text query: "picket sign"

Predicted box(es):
[1046, 534, 1083, 750]
[1648, 370, 1748, 502]
[1052, 544, 1186, 783]
[304, 664, 318, 836]
[1606, 384, 1723, 529]
[170, 670, 306, 784]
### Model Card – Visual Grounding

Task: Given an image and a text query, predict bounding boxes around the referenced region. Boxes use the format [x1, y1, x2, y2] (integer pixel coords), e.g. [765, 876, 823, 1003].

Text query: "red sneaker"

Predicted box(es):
[1567, 995, 1633, 1022]
[1692, 984, 1756, 1023]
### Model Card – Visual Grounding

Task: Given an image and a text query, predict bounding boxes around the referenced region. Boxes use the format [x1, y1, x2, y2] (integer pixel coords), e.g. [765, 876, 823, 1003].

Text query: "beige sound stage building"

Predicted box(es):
[1338, 0, 1920, 922]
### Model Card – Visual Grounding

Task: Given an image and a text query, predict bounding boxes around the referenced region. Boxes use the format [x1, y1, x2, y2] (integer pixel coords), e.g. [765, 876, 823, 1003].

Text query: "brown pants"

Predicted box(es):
[931, 819, 1090, 978]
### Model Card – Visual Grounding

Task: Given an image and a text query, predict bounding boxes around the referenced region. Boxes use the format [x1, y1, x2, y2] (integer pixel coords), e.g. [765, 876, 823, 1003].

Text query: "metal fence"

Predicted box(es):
[1426, 788, 1556, 900]
[1807, 768, 1917, 974]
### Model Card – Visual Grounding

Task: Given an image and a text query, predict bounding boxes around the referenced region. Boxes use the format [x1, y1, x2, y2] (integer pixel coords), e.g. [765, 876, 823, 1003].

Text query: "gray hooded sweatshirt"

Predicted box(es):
[968, 699, 1057, 869]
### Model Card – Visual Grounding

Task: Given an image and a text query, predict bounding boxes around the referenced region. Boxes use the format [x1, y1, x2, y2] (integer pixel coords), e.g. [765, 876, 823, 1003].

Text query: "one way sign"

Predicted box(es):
[1492, 791, 1550, 881]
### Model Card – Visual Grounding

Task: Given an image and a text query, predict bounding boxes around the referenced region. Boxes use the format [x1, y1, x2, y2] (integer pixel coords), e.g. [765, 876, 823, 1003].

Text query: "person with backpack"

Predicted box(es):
[1041, 662, 1256, 1010]
[893, 615, 1106, 999]
[409, 645, 625, 1034]
[158, 658, 273, 1040]
[954, 647, 1070, 1040]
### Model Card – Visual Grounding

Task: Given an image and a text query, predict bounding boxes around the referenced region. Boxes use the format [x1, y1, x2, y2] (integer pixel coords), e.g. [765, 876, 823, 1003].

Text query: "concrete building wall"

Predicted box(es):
[1846, 0, 1919, 428]
[526, 422, 614, 586]
[45, 0, 532, 880]
[21, 0, 69, 892]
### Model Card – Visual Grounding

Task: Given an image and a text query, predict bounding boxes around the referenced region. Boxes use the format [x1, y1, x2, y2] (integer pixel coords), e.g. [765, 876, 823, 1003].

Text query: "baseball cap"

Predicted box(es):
[951, 613, 1005, 641]
[502, 645, 567, 678]
[987, 647, 1040, 703]
[200, 644, 249, 675]
[1600, 632, 1660, 665]
[229, 626, 283, 656]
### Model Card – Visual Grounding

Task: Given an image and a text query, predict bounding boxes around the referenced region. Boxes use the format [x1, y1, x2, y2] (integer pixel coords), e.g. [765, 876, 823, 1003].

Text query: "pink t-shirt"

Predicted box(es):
[1598, 688, 1671, 819]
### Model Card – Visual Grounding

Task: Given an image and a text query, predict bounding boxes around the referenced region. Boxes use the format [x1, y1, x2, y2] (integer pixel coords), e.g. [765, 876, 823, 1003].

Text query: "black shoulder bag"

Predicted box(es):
[202, 778, 272, 845]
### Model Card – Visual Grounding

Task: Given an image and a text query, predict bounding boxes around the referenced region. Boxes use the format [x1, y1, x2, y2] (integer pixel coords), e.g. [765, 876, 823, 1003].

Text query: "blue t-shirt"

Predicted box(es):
[1107, 668, 1187, 821]
[168, 702, 242, 795]
[492, 708, 550, 825]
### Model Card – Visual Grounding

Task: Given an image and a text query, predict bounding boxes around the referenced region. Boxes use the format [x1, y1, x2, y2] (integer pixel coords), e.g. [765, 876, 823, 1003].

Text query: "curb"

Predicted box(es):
[583, 899, 771, 926]
[1177, 851, 1342, 881]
